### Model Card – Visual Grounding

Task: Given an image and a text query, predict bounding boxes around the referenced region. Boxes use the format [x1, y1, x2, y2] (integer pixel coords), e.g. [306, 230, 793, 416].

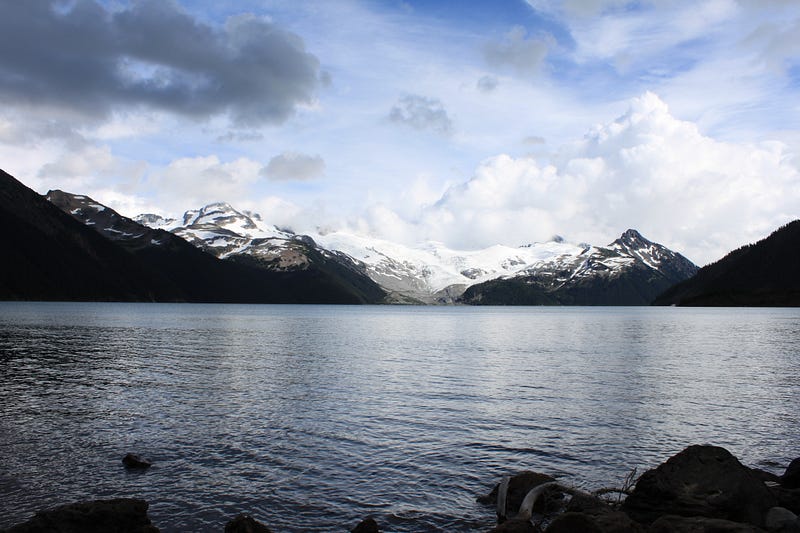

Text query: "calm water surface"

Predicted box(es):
[1, 303, 799, 531]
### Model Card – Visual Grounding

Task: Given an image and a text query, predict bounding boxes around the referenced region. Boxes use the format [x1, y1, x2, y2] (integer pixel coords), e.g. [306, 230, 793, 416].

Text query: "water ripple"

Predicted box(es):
[1, 303, 799, 531]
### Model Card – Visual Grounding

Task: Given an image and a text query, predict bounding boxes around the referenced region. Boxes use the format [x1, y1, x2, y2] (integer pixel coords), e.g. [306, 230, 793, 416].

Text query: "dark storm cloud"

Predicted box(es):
[0, 0, 324, 126]
[389, 94, 453, 136]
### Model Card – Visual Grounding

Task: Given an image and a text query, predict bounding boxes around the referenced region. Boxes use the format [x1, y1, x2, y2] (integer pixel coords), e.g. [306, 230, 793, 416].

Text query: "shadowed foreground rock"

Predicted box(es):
[783, 459, 800, 490]
[481, 445, 797, 533]
[3, 498, 158, 533]
[478, 471, 557, 518]
[622, 445, 777, 527]
[647, 514, 764, 532]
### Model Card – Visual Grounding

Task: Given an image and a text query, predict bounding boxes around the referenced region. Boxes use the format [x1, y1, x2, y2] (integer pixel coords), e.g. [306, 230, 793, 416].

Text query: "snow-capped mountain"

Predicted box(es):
[461, 229, 698, 305]
[136, 202, 317, 270]
[131, 201, 698, 304]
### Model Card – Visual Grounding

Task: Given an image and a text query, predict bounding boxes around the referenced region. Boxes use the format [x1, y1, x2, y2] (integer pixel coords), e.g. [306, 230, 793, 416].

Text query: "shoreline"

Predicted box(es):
[4, 445, 799, 532]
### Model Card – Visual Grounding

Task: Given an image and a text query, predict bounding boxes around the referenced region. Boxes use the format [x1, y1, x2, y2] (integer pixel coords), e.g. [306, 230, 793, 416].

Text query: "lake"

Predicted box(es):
[1, 303, 798, 531]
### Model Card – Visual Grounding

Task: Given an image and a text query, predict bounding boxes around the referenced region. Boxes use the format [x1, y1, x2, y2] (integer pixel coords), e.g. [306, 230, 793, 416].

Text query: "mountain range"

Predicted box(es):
[0, 167, 736, 306]
[124, 194, 699, 305]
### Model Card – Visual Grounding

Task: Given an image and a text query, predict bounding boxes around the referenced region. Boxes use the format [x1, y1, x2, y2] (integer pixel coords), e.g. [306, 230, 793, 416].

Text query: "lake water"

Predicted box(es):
[1, 303, 798, 532]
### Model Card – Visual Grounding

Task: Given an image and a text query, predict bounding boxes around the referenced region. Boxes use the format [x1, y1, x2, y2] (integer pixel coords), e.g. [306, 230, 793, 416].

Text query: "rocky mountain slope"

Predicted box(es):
[653, 220, 800, 306]
[133, 201, 698, 305]
[45, 190, 385, 304]
[0, 169, 180, 301]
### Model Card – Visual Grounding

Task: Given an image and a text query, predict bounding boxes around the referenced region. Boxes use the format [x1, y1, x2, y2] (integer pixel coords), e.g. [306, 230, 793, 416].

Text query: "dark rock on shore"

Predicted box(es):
[351, 517, 380, 533]
[782, 459, 800, 490]
[564, 493, 643, 533]
[122, 453, 152, 469]
[478, 470, 556, 518]
[648, 515, 764, 532]
[622, 445, 777, 527]
[765, 507, 800, 532]
[3, 498, 158, 533]
[481, 445, 799, 533]
[773, 487, 800, 515]
[545, 511, 602, 532]
[224, 514, 273, 533]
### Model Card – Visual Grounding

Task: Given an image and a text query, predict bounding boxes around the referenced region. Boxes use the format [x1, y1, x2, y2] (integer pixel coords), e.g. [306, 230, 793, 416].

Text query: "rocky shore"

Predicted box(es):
[3, 445, 799, 532]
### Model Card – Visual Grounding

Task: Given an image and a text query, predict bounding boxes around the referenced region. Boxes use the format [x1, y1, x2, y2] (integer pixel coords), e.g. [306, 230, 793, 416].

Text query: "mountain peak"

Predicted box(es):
[617, 229, 651, 248]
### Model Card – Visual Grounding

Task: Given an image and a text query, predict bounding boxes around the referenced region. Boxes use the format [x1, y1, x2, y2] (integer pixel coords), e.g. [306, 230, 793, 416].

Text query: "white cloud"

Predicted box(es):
[388, 94, 454, 136]
[483, 26, 552, 76]
[148, 156, 264, 212]
[262, 152, 325, 181]
[362, 92, 800, 265]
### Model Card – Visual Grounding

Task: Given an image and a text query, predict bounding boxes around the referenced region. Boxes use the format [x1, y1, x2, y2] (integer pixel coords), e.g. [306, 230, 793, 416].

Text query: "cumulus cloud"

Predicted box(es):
[484, 26, 552, 76]
[0, 0, 323, 127]
[262, 152, 325, 181]
[373, 92, 800, 265]
[389, 95, 453, 135]
[148, 156, 264, 210]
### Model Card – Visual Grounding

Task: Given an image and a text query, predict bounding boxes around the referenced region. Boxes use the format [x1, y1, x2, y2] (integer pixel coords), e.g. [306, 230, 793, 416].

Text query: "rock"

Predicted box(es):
[773, 487, 800, 515]
[4, 498, 159, 532]
[488, 518, 538, 533]
[224, 514, 273, 533]
[648, 515, 763, 532]
[565, 493, 645, 532]
[545, 512, 602, 533]
[122, 453, 152, 469]
[478, 471, 556, 518]
[782, 459, 800, 490]
[765, 507, 800, 532]
[751, 468, 782, 484]
[351, 517, 379, 533]
[621, 445, 777, 527]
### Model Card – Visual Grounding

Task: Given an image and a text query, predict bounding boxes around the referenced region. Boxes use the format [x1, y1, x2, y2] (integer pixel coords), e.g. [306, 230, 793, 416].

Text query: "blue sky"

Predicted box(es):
[1, 0, 799, 264]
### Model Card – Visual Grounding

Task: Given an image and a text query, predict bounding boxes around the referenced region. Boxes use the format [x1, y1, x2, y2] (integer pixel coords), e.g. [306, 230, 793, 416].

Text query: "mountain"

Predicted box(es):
[133, 201, 386, 303]
[652, 221, 800, 306]
[0, 169, 181, 301]
[459, 230, 698, 305]
[48, 190, 385, 304]
[133, 201, 697, 305]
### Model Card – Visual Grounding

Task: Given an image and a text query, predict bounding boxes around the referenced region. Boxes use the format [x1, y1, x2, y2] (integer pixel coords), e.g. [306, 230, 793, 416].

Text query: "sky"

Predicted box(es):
[1, 0, 799, 265]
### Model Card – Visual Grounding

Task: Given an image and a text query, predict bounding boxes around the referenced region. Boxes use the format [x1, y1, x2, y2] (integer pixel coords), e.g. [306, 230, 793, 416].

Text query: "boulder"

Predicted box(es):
[122, 453, 152, 469]
[782, 459, 800, 490]
[545, 512, 602, 533]
[224, 514, 273, 533]
[773, 487, 800, 515]
[488, 518, 538, 533]
[351, 517, 380, 533]
[478, 471, 556, 518]
[565, 493, 644, 533]
[622, 445, 777, 526]
[751, 468, 782, 484]
[4, 498, 158, 532]
[648, 515, 763, 532]
[765, 507, 800, 532]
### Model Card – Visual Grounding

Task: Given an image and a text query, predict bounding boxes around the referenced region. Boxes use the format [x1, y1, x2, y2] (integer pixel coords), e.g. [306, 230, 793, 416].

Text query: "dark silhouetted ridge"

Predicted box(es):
[653, 220, 800, 306]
